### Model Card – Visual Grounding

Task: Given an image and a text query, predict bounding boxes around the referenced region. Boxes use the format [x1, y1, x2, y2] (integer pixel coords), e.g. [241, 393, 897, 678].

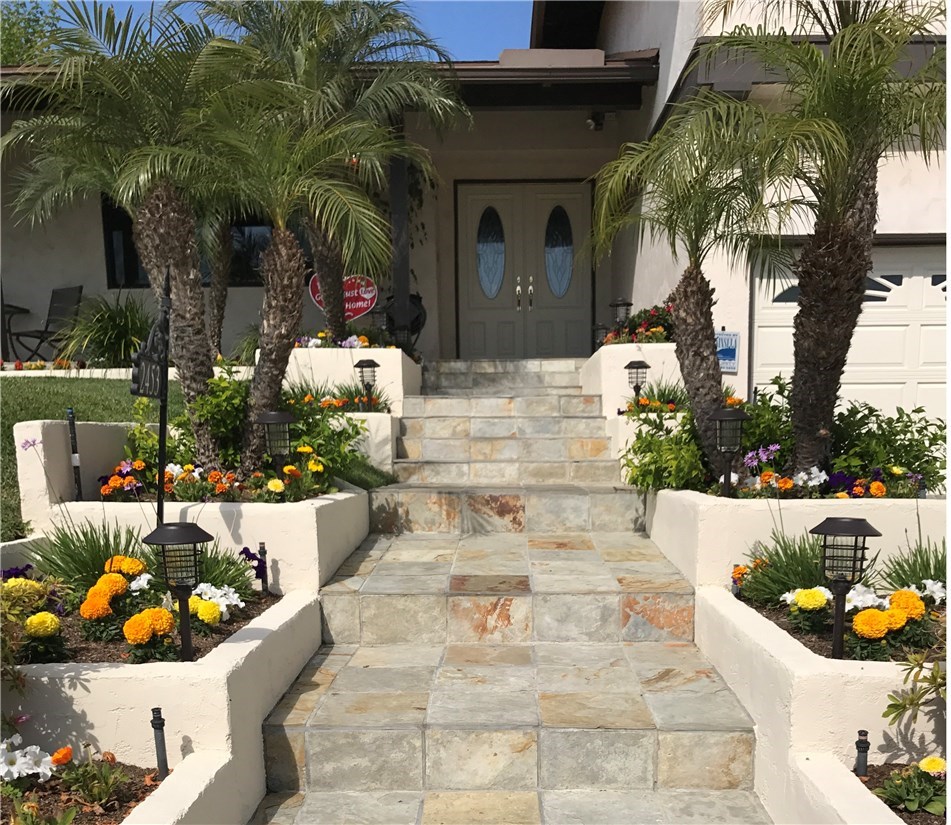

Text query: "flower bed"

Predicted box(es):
[866, 761, 946, 824]
[282, 346, 421, 415]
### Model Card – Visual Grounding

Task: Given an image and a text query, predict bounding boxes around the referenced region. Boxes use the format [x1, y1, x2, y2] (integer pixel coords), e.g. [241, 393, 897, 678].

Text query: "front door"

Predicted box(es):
[458, 182, 592, 358]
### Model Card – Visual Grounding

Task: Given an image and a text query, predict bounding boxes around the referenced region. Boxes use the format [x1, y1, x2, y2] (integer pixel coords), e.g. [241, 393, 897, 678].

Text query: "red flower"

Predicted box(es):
[14, 360, 23, 370]
[650, 308, 657, 316]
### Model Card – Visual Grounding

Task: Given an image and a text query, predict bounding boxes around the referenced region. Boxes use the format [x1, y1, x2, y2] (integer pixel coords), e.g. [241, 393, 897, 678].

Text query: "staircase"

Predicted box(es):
[250, 360, 768, 825]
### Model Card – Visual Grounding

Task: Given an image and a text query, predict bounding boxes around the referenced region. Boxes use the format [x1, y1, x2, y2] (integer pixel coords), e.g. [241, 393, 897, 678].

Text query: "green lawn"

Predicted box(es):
[0, 378, 184, 541]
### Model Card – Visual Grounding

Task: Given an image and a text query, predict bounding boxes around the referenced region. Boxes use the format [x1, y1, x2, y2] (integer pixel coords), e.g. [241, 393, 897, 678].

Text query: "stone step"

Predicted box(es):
[425, 358, 589, 374]
[368, 484, 643, 535]
[402, 395, 602, 418]
[391, 459, 621, 485]
[420, 384, 587, 397]
[422, 371, 583, 393]
[400, 415, 606, 442]
[398, 436, 612, 463]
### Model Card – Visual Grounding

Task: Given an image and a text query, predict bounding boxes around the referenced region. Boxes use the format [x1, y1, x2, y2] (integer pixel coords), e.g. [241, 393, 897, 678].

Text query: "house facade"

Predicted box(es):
[1, 1, 945, 413]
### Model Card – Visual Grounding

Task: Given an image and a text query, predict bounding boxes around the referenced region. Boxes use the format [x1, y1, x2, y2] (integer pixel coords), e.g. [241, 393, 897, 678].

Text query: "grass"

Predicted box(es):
[338, 452, 398, 490]
[1, 378, 184, 541]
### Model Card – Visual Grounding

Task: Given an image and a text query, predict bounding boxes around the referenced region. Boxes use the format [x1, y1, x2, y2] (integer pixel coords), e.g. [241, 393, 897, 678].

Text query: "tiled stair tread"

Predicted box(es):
[250, 788, 771, 825]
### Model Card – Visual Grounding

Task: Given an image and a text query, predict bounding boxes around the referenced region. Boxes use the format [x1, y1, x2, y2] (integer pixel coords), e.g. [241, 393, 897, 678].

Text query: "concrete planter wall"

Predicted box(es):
[0, 367, 254, 380]
[580, 342, 681, 423]
[350, 412, 398, 474]
[15, 420, 370, 591]
[4, 591, 321, 825]
[281, 347, 421, 415]
[647, 490, 946, 589]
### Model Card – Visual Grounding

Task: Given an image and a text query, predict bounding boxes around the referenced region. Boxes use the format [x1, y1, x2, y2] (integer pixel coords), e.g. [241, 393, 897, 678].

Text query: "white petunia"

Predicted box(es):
[780, 589, 801, 604]
[845, 583, 888, 612]
[21, 745, 53, 781]
[717, 473, 739, 485]
[129, 573, 154, 593]
[165, 463, 183, 477]
[793, 472, 808, 487]
[922, 579, 946, 605]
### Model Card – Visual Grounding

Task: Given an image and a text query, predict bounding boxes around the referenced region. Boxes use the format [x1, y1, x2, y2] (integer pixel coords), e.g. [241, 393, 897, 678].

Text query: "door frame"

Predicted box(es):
[452, 178, 596, 359]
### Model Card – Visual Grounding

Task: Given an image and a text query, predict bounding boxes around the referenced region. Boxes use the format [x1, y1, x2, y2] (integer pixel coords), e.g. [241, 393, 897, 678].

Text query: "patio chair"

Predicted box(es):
[10, 285, 83, 361]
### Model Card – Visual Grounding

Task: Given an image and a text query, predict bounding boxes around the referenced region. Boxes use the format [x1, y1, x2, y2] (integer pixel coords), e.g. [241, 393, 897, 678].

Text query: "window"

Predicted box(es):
[102, 198, 149, 289]
[476, 206, 505, 299]
[544, 205, 573, 298]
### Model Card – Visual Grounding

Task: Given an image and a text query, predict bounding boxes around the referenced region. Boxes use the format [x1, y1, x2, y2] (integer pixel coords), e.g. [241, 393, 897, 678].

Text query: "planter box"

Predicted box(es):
[647, 489, 947, 589]
[349, 412, 397, 474]
[15, 420, 370, 591]
[0, 536, 45, 570]
[695, 586, 938, 825]
[580, 343, 681, 426]
[281, 347, 421, 416]
[3, 591, 321, 825]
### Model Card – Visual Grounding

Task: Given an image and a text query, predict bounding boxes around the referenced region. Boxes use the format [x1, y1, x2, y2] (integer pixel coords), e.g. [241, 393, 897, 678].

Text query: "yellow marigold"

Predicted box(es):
[296, 445, 314, 454]
[853, 609, 889, 640]
[869, 481, 886, 498]
[889, 590, 926, 620]
[283, 464, 297, 475]
[24, 611, 60, 638]
[196, 600, 222, 626]
[79, 595, 112, 620]
[132, 459, 146, 471]
[760, 471, 775, 485]
[120, 557, 146, 577]
[919, 756, 947, 776]
[883, 607, 908, 631]
[308, 459, 323, 473]
[123, 613, 154, 645]
[267, 478, 285, 493]
[777, 477, 794, 492]
[2, 577, 46, 605]
[142, 607, 175, 636]
[96, 573, 128, 598]
[793, 588, 828, 611]
[188, 595, 203, 615]
[183, 464, 195, 472]
[104, 555, 128, 573]
[835, 492, 849, 499]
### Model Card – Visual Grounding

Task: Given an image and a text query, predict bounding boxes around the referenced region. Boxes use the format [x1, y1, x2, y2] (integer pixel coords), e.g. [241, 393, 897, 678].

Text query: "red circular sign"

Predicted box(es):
[309, 274, 378, 323]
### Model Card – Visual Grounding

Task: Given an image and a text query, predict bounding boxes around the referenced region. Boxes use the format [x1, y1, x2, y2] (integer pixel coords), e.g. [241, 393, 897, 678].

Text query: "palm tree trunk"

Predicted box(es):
[671, 263, 725, 472]
[242, 227, 307, 469]
[790, 171, 878, 471]
[306, 220, 347, 341]
[133, 182, 219, 468]
[208, 223, 232, 356]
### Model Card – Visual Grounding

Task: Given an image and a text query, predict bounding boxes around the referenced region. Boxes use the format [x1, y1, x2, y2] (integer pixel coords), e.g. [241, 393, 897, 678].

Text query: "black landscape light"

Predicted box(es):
[711, 407, 750, 497]
[256, 410, 296, 471]
[354, 359, 379, 412]
[624, 360, 650, 399]
[609, 297, 633, 325]
[593, 323, 610, 349]
[143, 521, 213, 662]
[809, 517, 881, 659]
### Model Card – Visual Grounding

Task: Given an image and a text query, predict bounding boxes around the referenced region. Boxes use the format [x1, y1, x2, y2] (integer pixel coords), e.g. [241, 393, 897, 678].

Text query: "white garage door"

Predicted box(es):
[753, 245, 946, 418]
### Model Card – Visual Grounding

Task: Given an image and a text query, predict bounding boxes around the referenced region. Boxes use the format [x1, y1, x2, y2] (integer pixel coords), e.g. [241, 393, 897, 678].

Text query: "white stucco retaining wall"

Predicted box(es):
[647, 490, 946, 589]
[580, 343, 683, 423]
[349, 412, 397, 474]
[696, 587, 941, 824]
[4, 590, 321, 825]
[281, 347, 421, 416]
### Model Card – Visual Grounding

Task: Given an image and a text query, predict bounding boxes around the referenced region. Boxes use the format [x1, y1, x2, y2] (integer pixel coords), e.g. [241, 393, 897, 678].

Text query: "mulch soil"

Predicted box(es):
[863, 763, 946, 825]
[1, 763, 160, 825]
[58, 592, 281, 664]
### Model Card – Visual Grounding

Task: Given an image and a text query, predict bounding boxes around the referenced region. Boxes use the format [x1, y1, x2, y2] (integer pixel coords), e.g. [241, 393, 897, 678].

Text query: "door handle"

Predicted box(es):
[528, 276, 534, 312]
[516, 276, 521, 312]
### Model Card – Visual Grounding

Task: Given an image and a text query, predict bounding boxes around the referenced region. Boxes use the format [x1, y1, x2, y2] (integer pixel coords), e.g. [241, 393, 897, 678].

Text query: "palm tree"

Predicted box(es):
[143, 85, 428, 466]
[1, 2, 254, 465]
[593, 92, 819, 469]
[196, 0, 468, 341]
[703, 0, 946, 470]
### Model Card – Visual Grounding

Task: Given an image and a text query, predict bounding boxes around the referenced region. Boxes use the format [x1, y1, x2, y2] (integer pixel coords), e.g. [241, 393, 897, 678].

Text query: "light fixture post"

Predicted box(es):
[354, 359, 379, 413]
[711, 407, 750, 498]
[255, 410, 296, 475]
[624, 360, 650, 399]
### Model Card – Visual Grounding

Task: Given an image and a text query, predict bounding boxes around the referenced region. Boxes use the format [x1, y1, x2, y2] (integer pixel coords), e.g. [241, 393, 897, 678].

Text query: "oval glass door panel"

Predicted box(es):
[476, 207, 505, 299]
[545, 206, 573, 298]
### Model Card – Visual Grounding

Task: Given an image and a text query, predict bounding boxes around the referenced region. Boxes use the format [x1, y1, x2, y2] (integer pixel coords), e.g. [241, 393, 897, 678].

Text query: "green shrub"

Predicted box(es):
[26, 520, 144, 593]
[878, 537, 947, 592]
[873, 765, 946, 816]
[831, 403, 946, 493]
[229, 324, 260, 366]
[337, 452, 398, 489]
[187, 366, 250, 467]
[621, 411, 708, 492]
[742, 377, 794, 472]
[55, 293, 154, 367]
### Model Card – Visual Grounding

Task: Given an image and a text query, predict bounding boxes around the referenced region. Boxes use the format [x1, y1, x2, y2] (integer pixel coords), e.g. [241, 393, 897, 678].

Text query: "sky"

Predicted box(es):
[89, 1, 534, 62]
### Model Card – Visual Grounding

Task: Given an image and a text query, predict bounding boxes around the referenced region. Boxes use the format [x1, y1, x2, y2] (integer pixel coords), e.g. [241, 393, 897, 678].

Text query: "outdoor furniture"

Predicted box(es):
[9, 286, 83, 361]
[1, 295, 29, 361]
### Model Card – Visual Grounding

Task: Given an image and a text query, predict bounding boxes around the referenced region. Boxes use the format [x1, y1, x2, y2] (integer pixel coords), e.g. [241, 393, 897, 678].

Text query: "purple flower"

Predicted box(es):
[119, 460, 132, 472]
[907, 472, 923, 483]
[743, 451, 759, 469]
[758, 447, 770, 463]
[239, 546, 266, 581]
[870, 467, 884, 482]
[19, 438, 40, 451]
[827, 471, 856, 490]
[768, 444, 781, 454]
[1, 563, 34, 580]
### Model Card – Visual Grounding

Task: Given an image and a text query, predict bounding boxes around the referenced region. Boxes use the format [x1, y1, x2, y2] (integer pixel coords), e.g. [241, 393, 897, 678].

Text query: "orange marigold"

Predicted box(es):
[285, 466, 302, 479]
[852, 608, 889, 640]
[51, 746, 72, 766]
[889, 590, 926, 620]
[225, 472, 236, 483]
[215, 482, 229, 494]
[120, 557, 146, 577]
[760, 471, 775, 485]
[207, 470, 223, 484]
[164, 483, 174, 494]
[852, 485, 865, 497]
[725, 396, 744, 407]
[132, 459, 146, 471]
[108, 475, 124, 489]
[883, 607, 908, 631]
[79, 595, 113, 620]
[101, 485, 112, 497]
[104, 555, 128, 573]
[835, 492, 849, 499]
[96, 573, 128, 598]
[123, 613, 153, 645]
[302, 394, 314, 404]
[142, 607, 175, 636]
[777, 477, 794, 492]
[869, 481, 886, 498]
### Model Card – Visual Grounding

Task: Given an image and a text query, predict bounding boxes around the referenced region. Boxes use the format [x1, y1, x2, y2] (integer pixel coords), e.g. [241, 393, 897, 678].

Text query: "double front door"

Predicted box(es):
[458, 182, 592, 358]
